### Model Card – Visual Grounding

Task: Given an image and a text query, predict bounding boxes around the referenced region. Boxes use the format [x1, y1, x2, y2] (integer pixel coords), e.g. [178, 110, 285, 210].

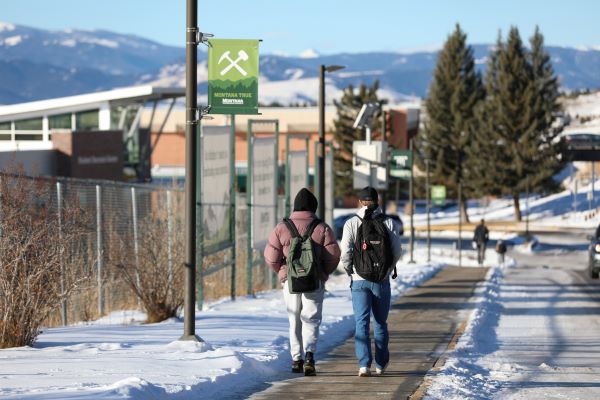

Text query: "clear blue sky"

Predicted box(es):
[3, 0, 600, 55]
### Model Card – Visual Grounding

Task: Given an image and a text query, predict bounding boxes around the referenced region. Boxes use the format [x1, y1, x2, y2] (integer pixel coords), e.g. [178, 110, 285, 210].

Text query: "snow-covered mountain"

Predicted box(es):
[2, 22, 600, 105]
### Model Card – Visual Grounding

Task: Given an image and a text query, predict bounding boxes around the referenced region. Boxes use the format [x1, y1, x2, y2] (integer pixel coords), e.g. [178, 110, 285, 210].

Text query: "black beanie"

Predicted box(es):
[293, 188, 318, 213]
[358, 186, 378, 202]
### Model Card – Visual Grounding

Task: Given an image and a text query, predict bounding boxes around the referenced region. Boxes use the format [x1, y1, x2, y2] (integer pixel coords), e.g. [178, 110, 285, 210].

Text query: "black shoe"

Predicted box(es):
[291, 359, 304, 373]
[304, 352, 316, 376]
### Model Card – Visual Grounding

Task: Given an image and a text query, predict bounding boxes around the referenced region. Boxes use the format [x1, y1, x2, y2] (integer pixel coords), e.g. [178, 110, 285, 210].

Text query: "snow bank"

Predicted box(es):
[425, 265, 506, 399]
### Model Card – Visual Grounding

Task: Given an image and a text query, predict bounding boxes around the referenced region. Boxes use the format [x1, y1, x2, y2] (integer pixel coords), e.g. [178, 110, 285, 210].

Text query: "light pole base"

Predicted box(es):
[178, 334, 204, 342]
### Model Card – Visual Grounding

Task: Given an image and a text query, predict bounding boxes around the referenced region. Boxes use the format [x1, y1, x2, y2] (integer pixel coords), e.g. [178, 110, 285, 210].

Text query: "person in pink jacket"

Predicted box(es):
[264, 188, 341, 376]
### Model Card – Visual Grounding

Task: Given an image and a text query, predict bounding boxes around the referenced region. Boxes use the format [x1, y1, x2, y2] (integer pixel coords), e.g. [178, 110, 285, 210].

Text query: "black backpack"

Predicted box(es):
[352, 214, 397, 282]
[283, 217, 321, 293]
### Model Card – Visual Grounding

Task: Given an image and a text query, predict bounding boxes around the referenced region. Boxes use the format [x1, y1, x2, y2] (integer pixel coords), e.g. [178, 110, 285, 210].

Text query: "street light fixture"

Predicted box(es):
[318, 64, 345, 220]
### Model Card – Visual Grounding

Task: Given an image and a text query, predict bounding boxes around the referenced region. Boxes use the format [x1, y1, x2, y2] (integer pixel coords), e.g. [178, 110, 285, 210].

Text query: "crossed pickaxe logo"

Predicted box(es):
[218, 50, 249, 76]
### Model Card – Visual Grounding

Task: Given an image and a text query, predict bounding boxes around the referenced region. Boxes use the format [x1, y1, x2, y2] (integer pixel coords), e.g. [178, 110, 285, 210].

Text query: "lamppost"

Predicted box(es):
[318, 64, 345, 220]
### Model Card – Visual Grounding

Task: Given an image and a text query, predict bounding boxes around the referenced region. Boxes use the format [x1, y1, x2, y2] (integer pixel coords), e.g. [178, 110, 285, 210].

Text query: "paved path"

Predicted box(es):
[250, 267, 488, 400]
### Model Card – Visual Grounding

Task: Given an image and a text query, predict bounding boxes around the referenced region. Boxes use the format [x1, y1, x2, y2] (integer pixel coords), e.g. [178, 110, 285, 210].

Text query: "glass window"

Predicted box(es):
[75, 110, 99, 131]
[14, 118, 42, 131]
[110, 104, 140, 131]
[49, 113, 72, 130]
[0, 122, 10, 140]
[15, 133, 43, 141]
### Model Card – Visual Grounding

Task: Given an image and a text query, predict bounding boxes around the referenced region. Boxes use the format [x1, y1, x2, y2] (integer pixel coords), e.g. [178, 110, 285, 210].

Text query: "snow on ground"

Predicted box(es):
[425, 237, 600, 400]
[334, 176, 600, 230]
[0, 255, 446, 399]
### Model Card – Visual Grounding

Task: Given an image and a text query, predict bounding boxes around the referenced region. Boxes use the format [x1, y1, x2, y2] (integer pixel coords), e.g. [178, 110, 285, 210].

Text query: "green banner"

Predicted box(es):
[431, 185, 447, 206]
[208, 39, 260, 115]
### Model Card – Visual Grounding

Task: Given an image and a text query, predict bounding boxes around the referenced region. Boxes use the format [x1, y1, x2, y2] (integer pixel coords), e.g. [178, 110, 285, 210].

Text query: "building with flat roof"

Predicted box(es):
[0, 85, 185, 178]
[0, 84, 420, 183]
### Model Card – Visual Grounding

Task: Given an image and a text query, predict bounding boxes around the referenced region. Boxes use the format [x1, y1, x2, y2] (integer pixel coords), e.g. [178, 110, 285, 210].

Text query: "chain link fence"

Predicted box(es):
[1, 174, 286, 327]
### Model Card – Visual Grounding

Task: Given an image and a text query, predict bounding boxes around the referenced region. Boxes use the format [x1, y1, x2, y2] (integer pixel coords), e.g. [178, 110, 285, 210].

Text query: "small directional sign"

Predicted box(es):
[390, 149, 412, 180]
[431, 185, 447, 206]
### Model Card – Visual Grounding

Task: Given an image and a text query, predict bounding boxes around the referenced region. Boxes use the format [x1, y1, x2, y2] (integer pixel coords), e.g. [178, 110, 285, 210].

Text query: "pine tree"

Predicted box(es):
[332, 81, 382, 199]
[417, 24, 484, 222]
[476, 26, 564, 221]
[527, 26, 565, 194]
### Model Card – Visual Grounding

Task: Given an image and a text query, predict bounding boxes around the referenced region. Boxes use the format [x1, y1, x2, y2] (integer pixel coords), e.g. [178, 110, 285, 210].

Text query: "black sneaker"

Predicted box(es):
[304, 352, 316, 376]
[291, 359, 304, 373]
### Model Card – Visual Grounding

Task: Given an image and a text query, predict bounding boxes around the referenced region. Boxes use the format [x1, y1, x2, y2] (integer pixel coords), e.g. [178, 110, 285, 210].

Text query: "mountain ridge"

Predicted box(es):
[1, 22, 600, 105]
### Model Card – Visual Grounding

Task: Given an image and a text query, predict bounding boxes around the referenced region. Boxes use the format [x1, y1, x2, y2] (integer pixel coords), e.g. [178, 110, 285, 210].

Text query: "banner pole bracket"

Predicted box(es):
[187, 28, 214, 47]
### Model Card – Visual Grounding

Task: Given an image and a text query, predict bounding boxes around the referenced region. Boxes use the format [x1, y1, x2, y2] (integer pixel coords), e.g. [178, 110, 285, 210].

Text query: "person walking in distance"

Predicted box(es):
[495, 239, 507, 266]
[264, 188, 341, 376]
[473, 219, 490, 265]
[340, 187, 402, 377]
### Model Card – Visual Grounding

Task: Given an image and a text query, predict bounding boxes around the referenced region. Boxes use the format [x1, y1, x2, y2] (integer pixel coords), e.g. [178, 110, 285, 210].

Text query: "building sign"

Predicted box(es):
[431, 185, 447, 206]
[200, 126, 232, 251]
[208, 39, 260, 115]
[251, 137, 277, 250]
[53, 130, 123, 181]
[390, 149, 412, 180]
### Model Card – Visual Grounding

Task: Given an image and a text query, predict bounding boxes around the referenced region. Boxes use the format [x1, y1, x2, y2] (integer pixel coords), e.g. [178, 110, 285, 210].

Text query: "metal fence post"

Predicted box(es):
[167, 190, 174, 299]
[458, 181, 462, 268]
[408, 138, 415, 263]
[230, 115, 237, 300]
[57, 181, 67, 326]
[131, 187, 141, 306]
[247, 120, 253, 295]
[426, 160, 431, 263]
[96, 185, 104, 316]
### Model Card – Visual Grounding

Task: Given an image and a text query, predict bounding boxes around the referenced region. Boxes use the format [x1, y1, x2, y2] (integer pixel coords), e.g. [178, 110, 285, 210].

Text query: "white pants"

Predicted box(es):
[283, 280, 325, 361]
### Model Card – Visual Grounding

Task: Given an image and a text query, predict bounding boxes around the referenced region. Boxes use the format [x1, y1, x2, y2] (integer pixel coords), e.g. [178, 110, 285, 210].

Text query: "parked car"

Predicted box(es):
[333, 212, 404, 240]
[588, 228, 600, 279]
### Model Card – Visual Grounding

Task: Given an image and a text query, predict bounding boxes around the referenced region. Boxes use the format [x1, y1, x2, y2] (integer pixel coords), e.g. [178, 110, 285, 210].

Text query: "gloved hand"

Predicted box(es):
[344, 265, 354, 276]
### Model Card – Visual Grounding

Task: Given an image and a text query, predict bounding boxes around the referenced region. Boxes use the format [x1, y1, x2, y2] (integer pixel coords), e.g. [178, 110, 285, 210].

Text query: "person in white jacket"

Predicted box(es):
[340, 186, 402, 377]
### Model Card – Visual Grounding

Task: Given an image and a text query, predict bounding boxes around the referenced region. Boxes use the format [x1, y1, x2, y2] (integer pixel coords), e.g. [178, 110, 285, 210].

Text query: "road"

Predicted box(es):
[423, 231, 600, 399]
[479, 233, 600, 399]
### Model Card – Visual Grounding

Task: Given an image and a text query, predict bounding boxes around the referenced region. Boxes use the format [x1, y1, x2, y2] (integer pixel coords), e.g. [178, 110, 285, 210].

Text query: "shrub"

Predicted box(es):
[110, 208, 185, 323]
[0, 173, 89, 348]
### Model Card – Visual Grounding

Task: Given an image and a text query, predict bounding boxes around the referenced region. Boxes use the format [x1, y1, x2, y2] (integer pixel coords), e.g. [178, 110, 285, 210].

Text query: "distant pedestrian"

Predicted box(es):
[340, 186, 402, 377]
[473, 219, 490, 265]
[264, 188, 341, 376]
[495, 239, 507, 266]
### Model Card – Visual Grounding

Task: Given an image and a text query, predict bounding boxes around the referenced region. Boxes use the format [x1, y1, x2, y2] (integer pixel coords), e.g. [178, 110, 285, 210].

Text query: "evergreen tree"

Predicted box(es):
[332, 81, 382, 199]
[527, 26, 565, 194]
[476, 26, 564, 220]
[417, 24, 484, 222]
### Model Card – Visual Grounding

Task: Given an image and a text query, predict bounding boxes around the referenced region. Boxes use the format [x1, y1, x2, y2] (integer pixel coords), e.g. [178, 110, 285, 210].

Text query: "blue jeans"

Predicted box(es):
[351, 279, 391, 369]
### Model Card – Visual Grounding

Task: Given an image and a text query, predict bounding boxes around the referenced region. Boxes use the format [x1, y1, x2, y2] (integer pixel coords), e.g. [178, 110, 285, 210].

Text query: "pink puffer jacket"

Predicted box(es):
[264, 211, 341, 283]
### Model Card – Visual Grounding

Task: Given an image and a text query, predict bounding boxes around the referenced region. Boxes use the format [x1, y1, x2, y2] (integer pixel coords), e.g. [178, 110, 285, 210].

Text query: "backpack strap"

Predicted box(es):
[283, 217, 321, 240]
[283, 218, 301, 238]
[304, 218, 322, 240]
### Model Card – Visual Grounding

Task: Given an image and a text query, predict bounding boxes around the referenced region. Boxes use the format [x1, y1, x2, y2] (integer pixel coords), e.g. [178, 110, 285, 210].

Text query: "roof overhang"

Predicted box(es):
[0, 85, 185, 121]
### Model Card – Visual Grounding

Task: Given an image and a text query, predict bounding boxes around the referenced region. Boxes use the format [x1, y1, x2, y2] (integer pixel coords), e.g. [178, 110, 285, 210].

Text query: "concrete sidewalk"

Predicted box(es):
[250, 267, 488, 400]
